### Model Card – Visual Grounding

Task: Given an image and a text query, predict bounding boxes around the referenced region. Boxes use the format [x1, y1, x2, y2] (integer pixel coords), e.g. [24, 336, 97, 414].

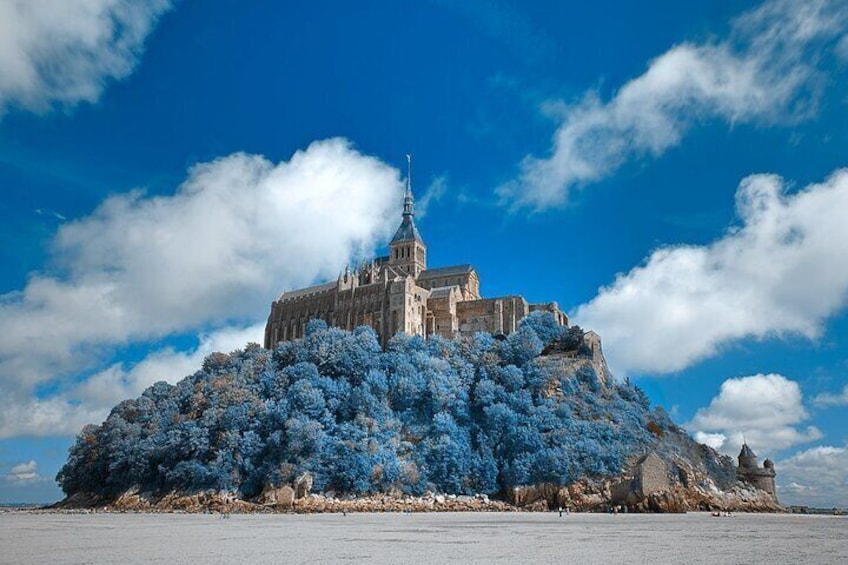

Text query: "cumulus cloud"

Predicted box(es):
[574, 170, 848, 375]
[499, 0, 848, 209]
[687, 374, 822, 456]
[71, 323, 265, 412]
[778, 445, 848, 507]
[3, 460, 42, 483]
[813, 384, 848, 406]
[0, 323, 265, 439]
[0, 138, 403, 438]
[0, 0, 171, 115]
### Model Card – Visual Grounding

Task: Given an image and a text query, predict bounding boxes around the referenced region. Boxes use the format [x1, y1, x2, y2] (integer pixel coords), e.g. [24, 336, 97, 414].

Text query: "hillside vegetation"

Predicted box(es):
[56, 313, 722, 505]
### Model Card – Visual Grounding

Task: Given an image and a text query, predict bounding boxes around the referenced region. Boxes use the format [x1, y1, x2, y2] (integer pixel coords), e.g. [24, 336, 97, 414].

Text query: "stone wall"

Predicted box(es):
[635, 453, 669, 497]
[456, 295, 529, 336]
[529, 302, 569, 326]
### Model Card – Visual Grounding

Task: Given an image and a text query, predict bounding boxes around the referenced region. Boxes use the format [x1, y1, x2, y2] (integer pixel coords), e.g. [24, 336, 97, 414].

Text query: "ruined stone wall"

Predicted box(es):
[582, 331, 612, 385]
[635, 453, 669, 497]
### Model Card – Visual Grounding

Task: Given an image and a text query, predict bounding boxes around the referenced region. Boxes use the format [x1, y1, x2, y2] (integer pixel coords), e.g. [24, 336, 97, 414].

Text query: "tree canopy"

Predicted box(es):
[58, 314, 669, 499]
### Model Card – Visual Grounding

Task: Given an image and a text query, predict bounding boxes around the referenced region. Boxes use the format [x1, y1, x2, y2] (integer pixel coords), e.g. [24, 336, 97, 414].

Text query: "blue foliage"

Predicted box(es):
[57, 322, 660, 499]
[518, 311, 565, 346]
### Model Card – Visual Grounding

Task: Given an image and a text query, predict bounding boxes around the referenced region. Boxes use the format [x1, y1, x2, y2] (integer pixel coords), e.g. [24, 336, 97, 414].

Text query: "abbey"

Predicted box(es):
[264, 175, 567, 348]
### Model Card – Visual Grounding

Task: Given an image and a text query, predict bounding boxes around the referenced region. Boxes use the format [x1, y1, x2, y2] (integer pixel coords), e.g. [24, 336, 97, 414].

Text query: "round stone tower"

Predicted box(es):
[736, 443, 777, 501]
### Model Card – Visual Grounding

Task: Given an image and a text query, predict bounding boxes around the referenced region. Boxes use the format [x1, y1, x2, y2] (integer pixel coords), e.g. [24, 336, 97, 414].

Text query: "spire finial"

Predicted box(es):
[402, 153, 414, 217]
[406, 153, 412, 195]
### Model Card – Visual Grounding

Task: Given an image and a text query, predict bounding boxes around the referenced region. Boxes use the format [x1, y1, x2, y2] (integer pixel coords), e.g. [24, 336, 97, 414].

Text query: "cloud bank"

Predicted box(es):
[0, 0, 171, 115]
[687, 374, 821, 456]
[0, 138, 403, 438]
[499, 0, 848, 210]
[778, 444, 848, 507]
[575, 169, 848, 375]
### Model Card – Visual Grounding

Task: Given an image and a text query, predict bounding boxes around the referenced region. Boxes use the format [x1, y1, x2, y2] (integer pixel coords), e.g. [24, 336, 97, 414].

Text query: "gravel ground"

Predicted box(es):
[1, 511, 846, 564]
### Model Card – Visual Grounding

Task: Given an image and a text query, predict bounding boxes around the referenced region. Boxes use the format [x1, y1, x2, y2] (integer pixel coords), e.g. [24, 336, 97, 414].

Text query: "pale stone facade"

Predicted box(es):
[264, 181, 568, 348]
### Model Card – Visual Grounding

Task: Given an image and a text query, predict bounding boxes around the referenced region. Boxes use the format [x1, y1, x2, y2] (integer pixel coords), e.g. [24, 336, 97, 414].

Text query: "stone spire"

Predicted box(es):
[390, 154, 423, 244]
[388, 154, 427, 276]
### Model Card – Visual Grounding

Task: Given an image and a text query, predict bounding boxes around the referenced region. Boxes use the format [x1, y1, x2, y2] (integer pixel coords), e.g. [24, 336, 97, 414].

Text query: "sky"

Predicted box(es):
[0, 0, 847, 508]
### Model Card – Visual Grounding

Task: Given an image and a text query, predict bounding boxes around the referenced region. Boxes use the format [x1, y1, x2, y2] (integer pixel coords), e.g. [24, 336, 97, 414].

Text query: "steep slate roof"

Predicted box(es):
[390, 214, 423, 243]
[277, 281, 335, 301]
[418, 264, 475, 279]
[739, 444, 757, 459]
[428, 286, 460, 298]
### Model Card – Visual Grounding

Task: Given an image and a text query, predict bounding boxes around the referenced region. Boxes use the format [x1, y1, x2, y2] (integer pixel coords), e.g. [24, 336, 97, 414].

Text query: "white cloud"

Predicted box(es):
[0, 138, 403, 438]
[0, 0, 171, 115]
[4, 460, 42, 483]
[574, 170, 848, 375]
[693, 431, 727, 451]
[0, 323, 265, 439]
[415, 176, 448, 218]
[499, 0, 848, 210]
[778, 445, 848, 507]
[687, 374, 822, 456]
[70, 323, 265, 412]
[813, 384, 848, 406]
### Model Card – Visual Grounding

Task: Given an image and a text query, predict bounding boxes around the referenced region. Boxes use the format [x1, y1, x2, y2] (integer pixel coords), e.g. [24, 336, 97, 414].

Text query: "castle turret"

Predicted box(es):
[738, 443, 759, 470]
[736, 443, 778, 501]
[388, 154, 427, 277]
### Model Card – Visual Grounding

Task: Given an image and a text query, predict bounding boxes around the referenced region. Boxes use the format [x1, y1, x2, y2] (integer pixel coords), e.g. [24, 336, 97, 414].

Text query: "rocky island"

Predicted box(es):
[54, 317, 781, 514]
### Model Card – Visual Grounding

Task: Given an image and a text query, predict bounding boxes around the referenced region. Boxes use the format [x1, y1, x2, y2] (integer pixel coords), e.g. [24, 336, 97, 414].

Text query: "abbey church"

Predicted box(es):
[264, 173, 567, 348]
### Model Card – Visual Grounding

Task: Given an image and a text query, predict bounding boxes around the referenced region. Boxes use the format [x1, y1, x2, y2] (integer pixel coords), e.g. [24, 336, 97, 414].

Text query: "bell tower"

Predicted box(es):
[389, 154, 427, 277]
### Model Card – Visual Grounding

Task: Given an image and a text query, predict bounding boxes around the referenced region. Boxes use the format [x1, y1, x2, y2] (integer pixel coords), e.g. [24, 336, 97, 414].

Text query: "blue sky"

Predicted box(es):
[1, 0, 847, 507]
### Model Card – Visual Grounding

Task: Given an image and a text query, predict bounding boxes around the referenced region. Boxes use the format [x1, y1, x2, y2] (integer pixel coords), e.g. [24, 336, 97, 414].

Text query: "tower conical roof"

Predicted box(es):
[390, 214, 423, 243]
[739, 443, 757, 459]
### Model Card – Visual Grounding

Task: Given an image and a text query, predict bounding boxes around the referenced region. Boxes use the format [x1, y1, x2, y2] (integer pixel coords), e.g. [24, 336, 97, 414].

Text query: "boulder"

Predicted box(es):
[260, 484, 295, 509]
[510, 483, 560, 508]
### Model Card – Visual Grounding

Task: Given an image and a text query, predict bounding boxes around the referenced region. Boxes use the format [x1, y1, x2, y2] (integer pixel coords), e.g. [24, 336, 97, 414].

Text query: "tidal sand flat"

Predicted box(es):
[1, 512, 846, 565]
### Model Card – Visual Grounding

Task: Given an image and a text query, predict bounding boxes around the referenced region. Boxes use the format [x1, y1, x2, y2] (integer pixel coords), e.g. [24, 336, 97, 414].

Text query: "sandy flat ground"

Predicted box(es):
[1, 511, 846, 565]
